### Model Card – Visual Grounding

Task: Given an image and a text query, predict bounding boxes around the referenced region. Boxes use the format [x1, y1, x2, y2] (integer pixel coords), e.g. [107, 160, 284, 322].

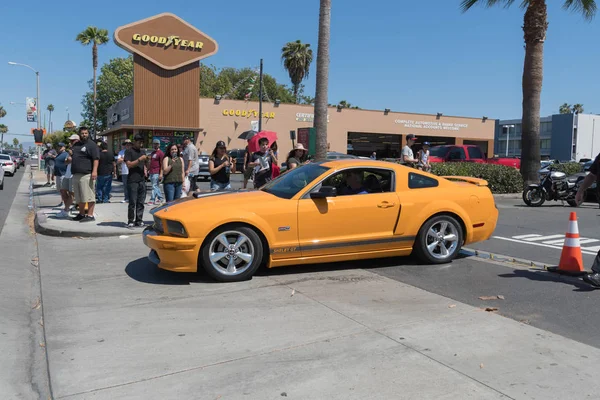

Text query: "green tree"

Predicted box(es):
[0, 104, 6, 120]
[81, 56, 134, 132]
[314, 0, 332, 161]
[573, 103, 584, 114]
[19, 143, 23, 152]
[12, 138, 19, 147]
[281, 40, 314, 103]
[338, 100, 360, 109]
[461, 0, 597, 186]
[76, 26, 110, 138]
[43, 131, 72, 148]
[47, 104, 55, 133]
[559, 103, 572, 114]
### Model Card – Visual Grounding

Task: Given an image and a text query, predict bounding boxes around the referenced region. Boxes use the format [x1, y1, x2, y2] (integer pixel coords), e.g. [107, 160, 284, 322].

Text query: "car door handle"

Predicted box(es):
[377, 202, 395, 208]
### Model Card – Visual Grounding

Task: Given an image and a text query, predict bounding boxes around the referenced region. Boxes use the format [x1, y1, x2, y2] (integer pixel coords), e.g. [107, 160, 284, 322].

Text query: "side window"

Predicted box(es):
[320, 168, 394, 195]
[409, 172, 439, 189]
[467, 147, 483, 159]
[448, 148, 466, 161]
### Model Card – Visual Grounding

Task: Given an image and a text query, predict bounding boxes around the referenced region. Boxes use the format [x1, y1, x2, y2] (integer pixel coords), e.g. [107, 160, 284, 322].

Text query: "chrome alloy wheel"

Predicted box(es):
[425, 221, 459, 260]
[208, 231, 255, 276]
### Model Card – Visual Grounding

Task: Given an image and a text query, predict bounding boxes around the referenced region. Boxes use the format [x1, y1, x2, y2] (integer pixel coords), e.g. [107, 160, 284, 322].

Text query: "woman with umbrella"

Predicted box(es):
[285, 143, 309, 171]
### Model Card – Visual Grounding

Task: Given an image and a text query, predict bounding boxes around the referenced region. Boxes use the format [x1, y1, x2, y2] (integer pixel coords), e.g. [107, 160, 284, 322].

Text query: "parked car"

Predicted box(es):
[0, 166, 4, 190]
[227, 149, 246, 172]
[0, 154, 16, 176]
[429, 145, 521, 169]
[197, 152, 210, 181]
[143, 159, 498, 282]
[1, 151, 20, 170]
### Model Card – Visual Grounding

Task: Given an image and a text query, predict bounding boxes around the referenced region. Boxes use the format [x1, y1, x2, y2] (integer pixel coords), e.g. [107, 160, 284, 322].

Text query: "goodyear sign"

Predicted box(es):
[132, 34, 204, 51]
[222, 109, 275, 119]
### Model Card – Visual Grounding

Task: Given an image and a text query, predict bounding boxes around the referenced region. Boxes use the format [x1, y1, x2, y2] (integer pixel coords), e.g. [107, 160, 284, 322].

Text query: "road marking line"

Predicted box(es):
[522, 234, 565, 242]
[491, 236, 599, 256]
[542, 238, 599, 246]
[513, 234, 543, 240]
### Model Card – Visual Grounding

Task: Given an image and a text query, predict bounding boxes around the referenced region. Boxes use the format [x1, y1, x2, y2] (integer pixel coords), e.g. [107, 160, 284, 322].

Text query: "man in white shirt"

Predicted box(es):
[182, 135, 199, 194]
[402, 134, 418, 167]
[117, 139, 132, 203]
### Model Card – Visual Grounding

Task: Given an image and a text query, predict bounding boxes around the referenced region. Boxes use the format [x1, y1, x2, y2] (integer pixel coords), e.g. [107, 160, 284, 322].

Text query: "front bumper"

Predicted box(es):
[143, 227, 201, 272]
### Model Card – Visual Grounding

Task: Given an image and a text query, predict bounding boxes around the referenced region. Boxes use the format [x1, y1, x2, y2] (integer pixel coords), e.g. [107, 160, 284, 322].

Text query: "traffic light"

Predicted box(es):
[31, 128, 46, 144]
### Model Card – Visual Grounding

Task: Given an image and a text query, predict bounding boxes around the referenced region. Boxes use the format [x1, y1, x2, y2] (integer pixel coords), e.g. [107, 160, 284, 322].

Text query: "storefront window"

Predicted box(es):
[347, 132, 402, 158]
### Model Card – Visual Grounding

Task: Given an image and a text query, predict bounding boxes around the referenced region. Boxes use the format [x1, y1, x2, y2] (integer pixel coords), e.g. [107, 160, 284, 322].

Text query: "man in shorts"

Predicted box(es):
[182, 135, 199, 194]
[53, 142, 72, 218]
[71, 127, 100, 223]
[42, 143, 57, 187]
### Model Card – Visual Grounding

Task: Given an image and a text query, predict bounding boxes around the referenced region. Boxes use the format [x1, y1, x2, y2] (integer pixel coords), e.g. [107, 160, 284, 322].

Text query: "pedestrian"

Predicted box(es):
[248, 138, 275, 189]
[124, 134, 148, 227]
[370, 151, 377, 160]
[63, 141, 76, 212]
[117, 139, 132, 203]
[242, 144, 252, 189]
[70, 127, 100, 223]
[148, 138, 165, 205]
[181, 135, 199, 195]
[576, 153, 600, 287]
[96, 141, 116, 203]
[42, 142, 57, 187]
[401, 134, 418, 168]
[162, 143, 185, 202]
[270, 141, 280, 179]
[53, 142, 71, 218]
[285, 143, 308, 171]
[417, 142, 432, 172]
[208, 140, 235, 191]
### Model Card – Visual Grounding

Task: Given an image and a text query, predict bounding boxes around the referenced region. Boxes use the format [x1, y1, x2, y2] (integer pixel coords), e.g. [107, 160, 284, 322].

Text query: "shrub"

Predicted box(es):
[428, 163, 523, 194]
[550, 162, 582, 176]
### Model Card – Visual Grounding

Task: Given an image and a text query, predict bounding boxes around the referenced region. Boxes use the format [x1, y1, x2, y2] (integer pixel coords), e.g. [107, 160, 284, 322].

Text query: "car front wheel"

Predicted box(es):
[200, 225, 264, 282]
[414, 215, 463, 264]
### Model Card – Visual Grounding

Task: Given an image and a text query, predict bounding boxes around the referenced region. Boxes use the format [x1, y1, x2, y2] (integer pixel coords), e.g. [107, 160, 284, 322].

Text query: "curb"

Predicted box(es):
[493, 193, 521, 198]
[34, 210, 138, 238]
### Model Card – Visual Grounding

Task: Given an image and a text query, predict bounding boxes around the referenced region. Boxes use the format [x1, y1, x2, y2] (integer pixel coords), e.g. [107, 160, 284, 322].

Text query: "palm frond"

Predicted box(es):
[460, 0, 518, 12]
[563, 0, 597, 20]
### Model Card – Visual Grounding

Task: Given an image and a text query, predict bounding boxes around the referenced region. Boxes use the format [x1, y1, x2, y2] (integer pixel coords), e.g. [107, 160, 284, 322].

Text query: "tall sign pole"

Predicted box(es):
[258, 59, 263, 132]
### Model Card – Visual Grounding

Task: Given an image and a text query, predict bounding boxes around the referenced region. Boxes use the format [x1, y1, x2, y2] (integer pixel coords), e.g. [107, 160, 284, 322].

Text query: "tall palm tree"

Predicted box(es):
[461, 0, 596, 186]
[76, 26, 109, 138]
[559, 103, 572, 114]
[0, 104, 6, 120]
[281, 40, 314, 103]
[572, 103, 584, 114]
[0, 124, 7, 151]
[314, 0, 332, 161]
[47, 104, 54, 134]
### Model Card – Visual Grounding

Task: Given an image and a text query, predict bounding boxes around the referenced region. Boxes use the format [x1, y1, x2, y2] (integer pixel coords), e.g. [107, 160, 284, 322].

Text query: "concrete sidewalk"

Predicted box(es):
[33, 169, 154, 237]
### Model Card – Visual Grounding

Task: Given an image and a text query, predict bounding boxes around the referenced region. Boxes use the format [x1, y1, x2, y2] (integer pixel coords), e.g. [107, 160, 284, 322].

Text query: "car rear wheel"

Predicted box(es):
[414, 215, 463, 264]
[200, 225, 263, 282]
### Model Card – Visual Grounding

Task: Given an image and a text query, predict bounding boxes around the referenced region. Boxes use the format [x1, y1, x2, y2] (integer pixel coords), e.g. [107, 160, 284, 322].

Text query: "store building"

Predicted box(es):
[495, 113, 600, 161]
[101, 13, 496, 160]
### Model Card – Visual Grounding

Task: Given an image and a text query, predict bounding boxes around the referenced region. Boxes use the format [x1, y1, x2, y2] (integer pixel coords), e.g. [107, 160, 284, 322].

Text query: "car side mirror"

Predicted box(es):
[310, 186, 337, 199]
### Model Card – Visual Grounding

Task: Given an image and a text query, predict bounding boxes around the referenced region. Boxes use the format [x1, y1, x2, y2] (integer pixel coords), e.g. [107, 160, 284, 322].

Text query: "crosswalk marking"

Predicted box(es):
[522, 235, 565, 242]
[542, 238, 599, 246]
[513, 234, 543, 240]
[491, 233, 600, 256]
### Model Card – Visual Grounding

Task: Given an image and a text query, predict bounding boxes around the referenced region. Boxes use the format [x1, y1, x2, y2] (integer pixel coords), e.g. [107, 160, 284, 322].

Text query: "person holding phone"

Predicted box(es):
[124, 134, 148, 227]
[208, 140, 236, 191]
[162, 142, 185, 201]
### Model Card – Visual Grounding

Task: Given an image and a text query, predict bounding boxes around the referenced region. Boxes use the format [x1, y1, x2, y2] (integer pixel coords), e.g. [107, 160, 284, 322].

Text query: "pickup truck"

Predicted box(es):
[428, 145, 521, 169]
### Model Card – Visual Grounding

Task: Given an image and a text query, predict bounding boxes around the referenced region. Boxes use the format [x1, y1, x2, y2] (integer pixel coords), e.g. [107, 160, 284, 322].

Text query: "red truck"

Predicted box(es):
[428, 145, 521, 169]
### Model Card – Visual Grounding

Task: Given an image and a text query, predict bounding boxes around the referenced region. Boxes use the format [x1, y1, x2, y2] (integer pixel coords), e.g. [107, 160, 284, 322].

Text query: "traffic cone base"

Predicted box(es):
[548, 212, 587, 276]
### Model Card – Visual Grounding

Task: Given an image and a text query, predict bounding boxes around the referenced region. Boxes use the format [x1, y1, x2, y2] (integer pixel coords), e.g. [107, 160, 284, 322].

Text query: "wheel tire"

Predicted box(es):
[414, 215, 464, 265]
[523, 188, 545, 207]
[200, 225, 264, 282]
[567, 200, 579, 207]
[0, 181, 3, 190]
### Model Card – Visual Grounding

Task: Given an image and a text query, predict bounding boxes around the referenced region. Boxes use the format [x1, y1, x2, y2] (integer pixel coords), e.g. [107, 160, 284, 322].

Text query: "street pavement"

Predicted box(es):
[0, 163, 26, 235]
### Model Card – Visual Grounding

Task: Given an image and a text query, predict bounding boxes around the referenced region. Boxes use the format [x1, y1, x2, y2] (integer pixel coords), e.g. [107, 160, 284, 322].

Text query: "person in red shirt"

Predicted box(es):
[148, 138, 165, 205]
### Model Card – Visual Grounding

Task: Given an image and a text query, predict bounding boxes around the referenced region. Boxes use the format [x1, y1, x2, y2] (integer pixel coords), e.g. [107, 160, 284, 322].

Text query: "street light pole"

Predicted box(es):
[258, 58, 263, 132]
[504, 124, 515, 157]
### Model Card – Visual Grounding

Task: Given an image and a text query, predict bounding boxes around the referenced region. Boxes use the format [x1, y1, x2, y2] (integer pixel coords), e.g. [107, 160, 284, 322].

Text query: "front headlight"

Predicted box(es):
[153, 216, 164, 233]
[166, 220, 188, 237]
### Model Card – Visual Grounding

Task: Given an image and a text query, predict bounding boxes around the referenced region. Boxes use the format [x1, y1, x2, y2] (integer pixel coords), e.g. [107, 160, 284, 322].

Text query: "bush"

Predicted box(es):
[428, 163, 524, 194]
[550, 162, 582, 176]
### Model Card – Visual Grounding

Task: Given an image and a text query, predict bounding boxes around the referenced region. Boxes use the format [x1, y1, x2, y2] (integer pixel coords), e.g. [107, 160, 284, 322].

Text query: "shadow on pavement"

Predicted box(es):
[125, 257, 215, 285]
[498, 269, 597, 292]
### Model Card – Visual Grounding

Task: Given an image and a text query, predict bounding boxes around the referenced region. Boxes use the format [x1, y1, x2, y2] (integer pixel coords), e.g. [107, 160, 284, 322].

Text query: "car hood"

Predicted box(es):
[150, 190, 278, 217]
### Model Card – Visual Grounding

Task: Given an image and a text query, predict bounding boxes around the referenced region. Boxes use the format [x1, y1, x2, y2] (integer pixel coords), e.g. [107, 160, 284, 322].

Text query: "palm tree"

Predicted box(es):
[314, 0, 332, 161]
[282, 40, 314, 103]
[461, 0, 597, 186]
[572, 103, 584, 114]
[559, 103, 572, 114]
[12, 138, 19, 148]
[0, 104, 6, 120]
[76, 26, 109, 139]
[47, 104, 54, 134]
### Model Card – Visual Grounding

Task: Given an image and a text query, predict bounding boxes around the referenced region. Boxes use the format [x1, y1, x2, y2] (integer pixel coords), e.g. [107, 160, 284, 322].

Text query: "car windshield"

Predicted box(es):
[429, 147, 451, 157]
[261, 163, 329, 199]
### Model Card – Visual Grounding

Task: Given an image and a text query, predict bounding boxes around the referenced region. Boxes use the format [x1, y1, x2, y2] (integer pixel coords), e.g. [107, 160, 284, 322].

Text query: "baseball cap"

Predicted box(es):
[58, 142, 66, 147]
[406, 134, 417, 140]
[69, 134, 80, 141]
[423, 141, 431, 146]
[123, 139, 132, 145]
[182, 135, 191, 141]
[152, 138, 160, 144]
[133, 134, 144, 141]
[216, 140, 226, 148]
[46, 143, 52, 147]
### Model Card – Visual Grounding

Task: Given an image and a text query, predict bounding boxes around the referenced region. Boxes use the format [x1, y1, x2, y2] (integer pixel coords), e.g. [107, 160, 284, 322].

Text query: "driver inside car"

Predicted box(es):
[339, 170, 368, 195]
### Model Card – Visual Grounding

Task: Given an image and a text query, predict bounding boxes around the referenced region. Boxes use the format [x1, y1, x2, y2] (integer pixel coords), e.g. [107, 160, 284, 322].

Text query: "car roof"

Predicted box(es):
[0, 154, 11, 158]
[320, 158, 401, 169]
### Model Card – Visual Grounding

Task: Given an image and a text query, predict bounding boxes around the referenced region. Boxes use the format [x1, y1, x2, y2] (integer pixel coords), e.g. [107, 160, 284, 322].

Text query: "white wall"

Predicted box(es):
[575, 114, 600, 161]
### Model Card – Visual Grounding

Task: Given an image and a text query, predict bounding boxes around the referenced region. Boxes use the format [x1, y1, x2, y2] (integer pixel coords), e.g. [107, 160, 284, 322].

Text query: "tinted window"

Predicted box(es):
[448, 148, 466, 161]
[409, 172, 439, 189]
[429, 147, 451, 158]
[320, 168, 394, 195]
[262, 163, 329, 199]
[467, 147, 483, 159]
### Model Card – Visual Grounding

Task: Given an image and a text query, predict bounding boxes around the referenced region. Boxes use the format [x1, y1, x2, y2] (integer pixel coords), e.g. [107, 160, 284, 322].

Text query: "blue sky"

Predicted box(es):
[1, 0, 600, 147]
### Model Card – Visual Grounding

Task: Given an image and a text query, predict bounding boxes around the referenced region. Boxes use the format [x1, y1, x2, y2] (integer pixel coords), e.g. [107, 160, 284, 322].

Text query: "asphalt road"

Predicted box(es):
[0, 164, 26, 235]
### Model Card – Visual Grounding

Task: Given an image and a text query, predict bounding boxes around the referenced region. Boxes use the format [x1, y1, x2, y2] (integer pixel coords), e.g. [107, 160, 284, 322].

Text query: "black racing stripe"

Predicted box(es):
[270, 236, 415, 254]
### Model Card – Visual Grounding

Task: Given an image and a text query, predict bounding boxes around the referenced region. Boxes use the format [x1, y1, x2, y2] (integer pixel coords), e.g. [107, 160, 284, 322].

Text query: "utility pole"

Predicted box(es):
[258, 59, 263, 132]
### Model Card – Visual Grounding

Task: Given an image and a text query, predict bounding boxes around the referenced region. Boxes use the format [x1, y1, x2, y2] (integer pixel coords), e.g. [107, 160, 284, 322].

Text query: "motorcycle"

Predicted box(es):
[522, 166, 584, 207]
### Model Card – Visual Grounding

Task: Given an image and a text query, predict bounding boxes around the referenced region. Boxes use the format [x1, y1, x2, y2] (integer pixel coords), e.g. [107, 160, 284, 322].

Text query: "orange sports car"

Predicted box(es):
[143, 159, 498, 282]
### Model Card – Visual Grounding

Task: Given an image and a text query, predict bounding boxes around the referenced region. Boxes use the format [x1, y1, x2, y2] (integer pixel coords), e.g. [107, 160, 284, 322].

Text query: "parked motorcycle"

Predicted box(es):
[522, 166, 584, 207]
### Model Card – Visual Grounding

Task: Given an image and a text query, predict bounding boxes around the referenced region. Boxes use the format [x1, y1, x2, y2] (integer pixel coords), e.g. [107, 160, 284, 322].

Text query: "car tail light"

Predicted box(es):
[5, 162, 13, 166]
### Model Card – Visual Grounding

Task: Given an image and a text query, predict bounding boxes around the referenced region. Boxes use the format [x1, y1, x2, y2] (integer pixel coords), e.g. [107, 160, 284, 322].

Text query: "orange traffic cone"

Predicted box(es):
[548, 212, 586, 276]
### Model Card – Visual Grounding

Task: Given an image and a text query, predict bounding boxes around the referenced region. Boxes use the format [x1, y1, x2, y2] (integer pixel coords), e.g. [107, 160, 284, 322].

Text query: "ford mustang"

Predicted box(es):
[143, 159, 498, 282]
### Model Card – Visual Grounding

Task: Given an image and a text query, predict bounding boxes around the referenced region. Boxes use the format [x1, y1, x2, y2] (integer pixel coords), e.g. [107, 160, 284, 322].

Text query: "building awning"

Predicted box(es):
[99, 124, 202, 136]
